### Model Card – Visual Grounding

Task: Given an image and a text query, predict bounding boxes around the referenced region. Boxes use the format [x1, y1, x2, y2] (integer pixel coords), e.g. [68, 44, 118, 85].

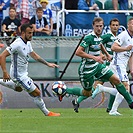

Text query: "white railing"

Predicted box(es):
[57, 0, 133, 36]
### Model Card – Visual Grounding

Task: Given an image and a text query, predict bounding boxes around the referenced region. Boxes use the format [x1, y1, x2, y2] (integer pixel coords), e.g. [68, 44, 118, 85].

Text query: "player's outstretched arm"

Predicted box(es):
[30, 51, 59, 68]
[0, 50, 10, 81]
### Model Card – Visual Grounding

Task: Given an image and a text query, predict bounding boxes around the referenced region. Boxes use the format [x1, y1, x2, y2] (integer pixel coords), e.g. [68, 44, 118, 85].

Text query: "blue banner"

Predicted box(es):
[65, 13, 127, 36]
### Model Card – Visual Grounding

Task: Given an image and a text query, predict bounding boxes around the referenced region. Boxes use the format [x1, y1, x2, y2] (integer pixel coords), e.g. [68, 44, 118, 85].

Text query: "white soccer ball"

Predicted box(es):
[52, 81, 67, 96]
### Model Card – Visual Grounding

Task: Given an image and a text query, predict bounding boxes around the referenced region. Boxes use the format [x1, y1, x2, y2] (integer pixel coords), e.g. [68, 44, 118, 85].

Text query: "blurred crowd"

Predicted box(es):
[0, 0, 132, 37]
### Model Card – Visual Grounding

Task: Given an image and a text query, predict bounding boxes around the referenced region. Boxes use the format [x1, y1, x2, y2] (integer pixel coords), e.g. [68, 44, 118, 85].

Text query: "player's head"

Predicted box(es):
[109, 18, 120, 35]
[92, 17, 104, 37]
[127, 17, 133, 35]
[21, 23, 33, 41]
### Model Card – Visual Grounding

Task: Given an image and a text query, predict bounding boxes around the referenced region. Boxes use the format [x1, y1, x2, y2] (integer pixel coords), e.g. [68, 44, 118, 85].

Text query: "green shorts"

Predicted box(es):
[79, 63, 113, 91]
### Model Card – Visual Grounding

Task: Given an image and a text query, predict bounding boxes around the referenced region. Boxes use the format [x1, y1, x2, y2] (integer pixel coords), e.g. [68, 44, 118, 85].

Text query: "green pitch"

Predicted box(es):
[0, 108, 132, 133]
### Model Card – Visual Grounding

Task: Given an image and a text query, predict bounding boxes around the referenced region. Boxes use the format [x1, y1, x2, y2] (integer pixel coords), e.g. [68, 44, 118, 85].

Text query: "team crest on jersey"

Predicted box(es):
[90, 44, 100, 50]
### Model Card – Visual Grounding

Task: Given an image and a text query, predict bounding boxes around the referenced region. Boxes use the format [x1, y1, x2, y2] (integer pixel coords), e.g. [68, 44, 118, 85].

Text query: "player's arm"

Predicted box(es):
[129, 53, 133, 78]
[30, 51, 59, 68]
[100, 44, 112, 61]
[0, 50, 11, 81]
[111, 42, 133, 52]
[75, 46, 104, 64]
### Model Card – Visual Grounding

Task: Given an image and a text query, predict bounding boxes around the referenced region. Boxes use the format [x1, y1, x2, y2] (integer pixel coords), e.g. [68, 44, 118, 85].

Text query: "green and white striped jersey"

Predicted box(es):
[101, 31, 117, 66]
[79, 31, 102, 73]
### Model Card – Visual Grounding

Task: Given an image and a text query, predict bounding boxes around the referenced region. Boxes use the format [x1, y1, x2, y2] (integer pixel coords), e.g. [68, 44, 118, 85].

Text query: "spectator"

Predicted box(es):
[40, 0, 53, 35]
[112, 0, 128, 10]
[30, 7, 49, 36]
[2, 7, 21, 37]
[78, 0, 99, 11]
[10, 0, 29, 25]
[65, 0, 79, 10]
[50, 0, 62, 36]
[28, 0, 41, 19]
[0, 0, 10, 32]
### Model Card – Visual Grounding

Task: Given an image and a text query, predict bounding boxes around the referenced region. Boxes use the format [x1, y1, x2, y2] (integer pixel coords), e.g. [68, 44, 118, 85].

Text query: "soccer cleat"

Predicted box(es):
[129, 102, 133, 109]
[47, 111, 60, 116]
[58, 95, 64, 102]
[109, 111, 122, 116]
[92, 84, 103, 99]
[106, 108, 111, 113]
[72, 99, 79, 113]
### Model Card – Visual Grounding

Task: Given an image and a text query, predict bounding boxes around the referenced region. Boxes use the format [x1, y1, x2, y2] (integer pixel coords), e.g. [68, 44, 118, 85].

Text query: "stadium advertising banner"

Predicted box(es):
[65, 13, 127, 36]
[0, 80, 132, 109]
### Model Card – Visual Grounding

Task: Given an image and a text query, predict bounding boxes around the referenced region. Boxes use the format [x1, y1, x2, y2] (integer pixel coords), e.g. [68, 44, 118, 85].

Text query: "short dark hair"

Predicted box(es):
[109, 18, 119, 25]
[93, 17, 104, 25]
[20, 23, 33, 33]
[9, 7, 16, 11]
[36, 7, 43, 12]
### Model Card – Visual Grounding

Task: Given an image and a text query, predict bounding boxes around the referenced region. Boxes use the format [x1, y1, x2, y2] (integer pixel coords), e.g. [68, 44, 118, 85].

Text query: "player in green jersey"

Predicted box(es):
[71, 18, 120, 113]
[59, 17, 133, 112]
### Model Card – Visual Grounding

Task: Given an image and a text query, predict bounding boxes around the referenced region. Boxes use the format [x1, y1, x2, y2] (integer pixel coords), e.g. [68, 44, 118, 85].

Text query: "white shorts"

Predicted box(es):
[12, 76, 36, 93]
[109, 64, 129, 82]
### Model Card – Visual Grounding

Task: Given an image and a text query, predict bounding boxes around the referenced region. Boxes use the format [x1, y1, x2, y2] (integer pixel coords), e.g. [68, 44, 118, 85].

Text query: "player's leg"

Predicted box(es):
[109, 92, 123, 115]
[18, 77, 60, 116]
[109, 74, 133, 108]
[107, 94, 116, 112]
[30, 88, 60, 116]
[92, 64, 118, 98]
[0, 79, 23, 92]
[92, 64, 133, 109]
[71, 75, 94, 113]
[92, 83, 118, 98]
[109, 81, 129, 115]
[73, 80, 104, 110]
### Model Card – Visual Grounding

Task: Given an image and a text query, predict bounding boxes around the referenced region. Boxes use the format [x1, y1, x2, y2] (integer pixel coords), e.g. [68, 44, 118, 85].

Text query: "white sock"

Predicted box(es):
[33, 96, 49, 115]
[0, 79, 16, 90]
[110, 92, 124, 112]
[100, 85, 118, 95]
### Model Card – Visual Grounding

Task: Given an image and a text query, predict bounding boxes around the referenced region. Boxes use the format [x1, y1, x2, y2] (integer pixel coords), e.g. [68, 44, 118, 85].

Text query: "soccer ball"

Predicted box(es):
[52, 81, 67, 96]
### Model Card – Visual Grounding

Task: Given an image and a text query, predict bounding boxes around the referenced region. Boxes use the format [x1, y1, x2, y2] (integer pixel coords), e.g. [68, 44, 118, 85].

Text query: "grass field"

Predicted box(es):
[0, 108, 132, 133]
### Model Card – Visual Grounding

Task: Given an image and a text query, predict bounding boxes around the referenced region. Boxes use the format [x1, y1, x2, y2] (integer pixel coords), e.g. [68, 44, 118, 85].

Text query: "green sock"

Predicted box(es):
[107, 94, 115, 110]
[116, 83, 133, 104]
[66, 87, 83, 96]
[77, 96, 88, 104]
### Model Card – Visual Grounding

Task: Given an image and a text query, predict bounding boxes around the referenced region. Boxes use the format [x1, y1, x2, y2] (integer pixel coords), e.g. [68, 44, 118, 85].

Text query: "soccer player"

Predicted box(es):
[71, 18, 120, 113]
[58, 17, 133, 112]
[0, 23, 60, 116]
[92, 17, 133, 115]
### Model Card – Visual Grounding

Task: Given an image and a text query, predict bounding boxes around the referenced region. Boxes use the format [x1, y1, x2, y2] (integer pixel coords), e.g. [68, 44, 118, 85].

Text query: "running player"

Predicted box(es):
[59, 17, 133, 112]
[71, 18, 120, 113]
[0, 23, 60, 116]
[92, 17, 133, 115]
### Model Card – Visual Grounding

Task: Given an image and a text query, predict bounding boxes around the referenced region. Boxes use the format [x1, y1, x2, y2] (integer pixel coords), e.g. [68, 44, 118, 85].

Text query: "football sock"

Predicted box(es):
[107, 94, 115, 110]
[66, 87, 83, 96]
[77, 96, 88, 104]
[0, 79, 16, 90]
[33, 96, 49, 115]
[110, 92, 124, 112]
[116, 83, 133, 104]
[99, 85, 118, 95]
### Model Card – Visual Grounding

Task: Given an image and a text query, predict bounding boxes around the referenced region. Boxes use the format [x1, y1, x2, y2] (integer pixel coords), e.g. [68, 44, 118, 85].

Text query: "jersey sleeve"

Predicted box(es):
[114, 31, 125, 46]
[101, 34, 110, 45]
[6, 42, 20, 54]
[80, 36, 91, 48]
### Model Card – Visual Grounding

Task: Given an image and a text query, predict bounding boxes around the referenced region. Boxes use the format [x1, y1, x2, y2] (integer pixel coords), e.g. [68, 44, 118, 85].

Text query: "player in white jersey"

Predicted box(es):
[92, 17, 133, 115]
[0, 23, 60, 116]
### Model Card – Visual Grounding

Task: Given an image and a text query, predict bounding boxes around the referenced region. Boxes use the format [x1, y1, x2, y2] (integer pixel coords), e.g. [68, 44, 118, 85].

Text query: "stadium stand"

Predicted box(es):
[95, 0, 103, 10]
